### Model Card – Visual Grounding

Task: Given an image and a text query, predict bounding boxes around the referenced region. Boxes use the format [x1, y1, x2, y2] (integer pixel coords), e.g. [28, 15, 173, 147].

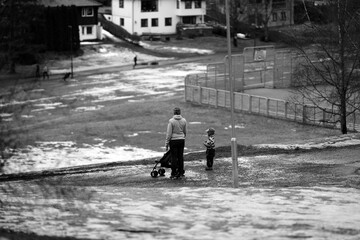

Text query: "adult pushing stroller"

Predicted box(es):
[150, 150, 172, 178]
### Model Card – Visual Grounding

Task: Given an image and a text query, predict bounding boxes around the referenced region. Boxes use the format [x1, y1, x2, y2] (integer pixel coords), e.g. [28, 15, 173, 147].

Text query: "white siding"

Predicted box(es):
[112, 0, 206, 35]
[79, 25, 98, 41]
[133, 0, 178, 35]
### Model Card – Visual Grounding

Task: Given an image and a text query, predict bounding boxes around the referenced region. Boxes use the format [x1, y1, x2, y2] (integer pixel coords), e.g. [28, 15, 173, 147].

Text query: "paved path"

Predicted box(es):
[1, 142, 360, 240]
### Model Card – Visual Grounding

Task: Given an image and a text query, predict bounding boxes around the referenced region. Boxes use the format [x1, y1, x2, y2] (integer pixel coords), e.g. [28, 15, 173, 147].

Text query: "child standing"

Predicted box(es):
[203, 128, 215, 171]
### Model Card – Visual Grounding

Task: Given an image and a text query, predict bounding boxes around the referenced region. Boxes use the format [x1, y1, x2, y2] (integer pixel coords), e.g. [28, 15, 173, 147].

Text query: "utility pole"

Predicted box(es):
[68, 25, 74, 78]
[225, 0, 239, 188]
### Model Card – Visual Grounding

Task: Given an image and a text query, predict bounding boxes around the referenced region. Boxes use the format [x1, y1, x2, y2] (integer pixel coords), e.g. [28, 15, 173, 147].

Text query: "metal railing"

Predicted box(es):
[185, 76, 360, 131]
[98, 14, 140, 45]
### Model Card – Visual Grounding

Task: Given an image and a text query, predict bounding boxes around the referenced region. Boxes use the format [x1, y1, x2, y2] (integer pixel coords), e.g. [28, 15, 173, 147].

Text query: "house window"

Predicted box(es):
[185, 0, 192, 9]
[82, 26, 93, 35]
[119, 0, 124, 8]
[141, 0, 158, 12]
[120, 18, 124, 26]
[152, 18, 158, 27]
[272, 13, 277, 21]
[195, 0, 201, 8]
[281, 11, 286, 21]
[249, 0, 262, 3]
[177, 0, 180, 9]
[182, 16, 196, 24]
[165, 17, 172, 26]
[82, 7, 94, 17]
[141, 19, 148, 27]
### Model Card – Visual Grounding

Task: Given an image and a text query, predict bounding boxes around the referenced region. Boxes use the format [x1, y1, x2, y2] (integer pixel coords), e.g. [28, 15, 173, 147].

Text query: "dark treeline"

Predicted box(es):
[45, 6, 80, 52]
[0, 0, 80, 70]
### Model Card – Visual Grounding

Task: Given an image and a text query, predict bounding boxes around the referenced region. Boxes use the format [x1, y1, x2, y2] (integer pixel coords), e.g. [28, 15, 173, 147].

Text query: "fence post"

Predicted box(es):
[249, 95, 253, 113]
[191, 85, 194, 102]
[215, 89, 218, 108]
[205, 69, 208, 88]
[208, 88, 210, 106]
[184, 77, 187, 101]
[285, 101, 288, 119]
[354, 112, 356, 131]
[294, 103, 297, 121]
[303, 104, 307, 123]
[266, 98, 270, 116]
[241, 94, 243, 111]
[313, 106, 316, 124]
[198, 86, 202, 104]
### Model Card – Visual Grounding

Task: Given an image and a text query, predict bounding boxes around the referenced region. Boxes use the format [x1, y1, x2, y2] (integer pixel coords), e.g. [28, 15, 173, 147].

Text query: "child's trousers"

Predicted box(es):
[206, 148, 215, 168]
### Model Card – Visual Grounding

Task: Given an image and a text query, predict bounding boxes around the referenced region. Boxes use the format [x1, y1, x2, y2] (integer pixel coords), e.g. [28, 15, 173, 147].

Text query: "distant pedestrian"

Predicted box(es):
[63, 72, 71, 82]
[233, 36, 238, 47]
[203, 128, 215, 171]
[165, 107, 187, 179]
[133, 55, 137, 69]
[35, 64, 40, 79]
[42, 65, 49, 80]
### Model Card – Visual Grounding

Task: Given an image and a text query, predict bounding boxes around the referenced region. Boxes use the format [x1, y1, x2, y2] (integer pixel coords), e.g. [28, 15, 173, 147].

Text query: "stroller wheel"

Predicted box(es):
[159, 169, 165, 176]
[151, 170, 158, 178]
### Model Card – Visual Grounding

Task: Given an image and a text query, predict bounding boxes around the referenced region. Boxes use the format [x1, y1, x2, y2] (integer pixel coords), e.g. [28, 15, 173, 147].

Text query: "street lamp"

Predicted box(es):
[68, 25, 74, 78]
[225, 0, 239, 188]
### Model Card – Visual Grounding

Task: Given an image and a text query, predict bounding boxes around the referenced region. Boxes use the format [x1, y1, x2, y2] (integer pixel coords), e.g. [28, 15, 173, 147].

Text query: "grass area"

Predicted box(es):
[12, 90, 340, 153]
[0, 35, 341, 154]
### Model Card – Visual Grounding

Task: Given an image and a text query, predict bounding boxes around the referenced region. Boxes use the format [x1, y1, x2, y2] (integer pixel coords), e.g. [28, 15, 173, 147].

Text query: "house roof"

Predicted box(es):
[40, 0, 102, 7]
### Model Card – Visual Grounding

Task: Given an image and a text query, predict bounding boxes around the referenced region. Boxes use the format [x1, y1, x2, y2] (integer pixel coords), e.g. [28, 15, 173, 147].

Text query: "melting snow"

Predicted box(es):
[3, 141, 163, 174]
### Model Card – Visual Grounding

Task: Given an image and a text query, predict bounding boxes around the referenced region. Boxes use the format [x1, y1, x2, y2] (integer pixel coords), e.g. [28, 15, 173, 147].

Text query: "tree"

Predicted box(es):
[286, 0, 360, 134]
[0, 0, 47, 72]
[45, 6, 80, 52]
[258, 0, 272, 41]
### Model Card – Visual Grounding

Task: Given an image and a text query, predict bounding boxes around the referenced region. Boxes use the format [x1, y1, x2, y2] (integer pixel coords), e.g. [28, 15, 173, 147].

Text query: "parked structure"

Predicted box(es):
[111, 0, 207, 36]
[40, 0, 103, 41]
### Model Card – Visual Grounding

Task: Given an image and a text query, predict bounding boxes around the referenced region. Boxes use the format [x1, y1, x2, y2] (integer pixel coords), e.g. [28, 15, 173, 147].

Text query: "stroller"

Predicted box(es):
[150, 150, 172, 178]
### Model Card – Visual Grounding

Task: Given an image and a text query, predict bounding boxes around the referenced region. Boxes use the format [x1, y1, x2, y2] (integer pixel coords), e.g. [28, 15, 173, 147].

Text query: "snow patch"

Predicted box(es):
[3, 141, 163, 174]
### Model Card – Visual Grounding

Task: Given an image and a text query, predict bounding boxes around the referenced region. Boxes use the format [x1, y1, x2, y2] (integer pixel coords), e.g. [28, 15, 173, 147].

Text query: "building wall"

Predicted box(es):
[77, 6, 101, 41]
[77, 7, 99, 25]
[247, 0, 294, 27]
[79, 25, 99, 41]
[208, 0, 294, 28]
[112, 0, 206, 36]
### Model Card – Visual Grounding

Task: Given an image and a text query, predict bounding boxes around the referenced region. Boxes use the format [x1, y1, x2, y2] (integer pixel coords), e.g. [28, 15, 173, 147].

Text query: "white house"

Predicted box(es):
[111, 0, 207, 36]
